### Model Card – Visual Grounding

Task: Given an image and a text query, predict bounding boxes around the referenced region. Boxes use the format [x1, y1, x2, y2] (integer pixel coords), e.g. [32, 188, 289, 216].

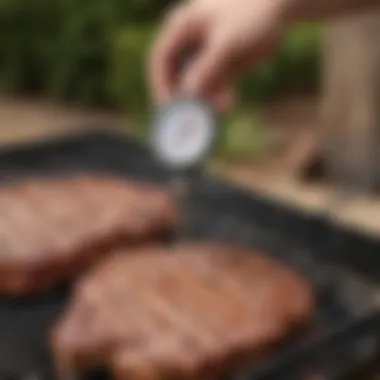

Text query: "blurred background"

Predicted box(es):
[0, 0, 379, 233]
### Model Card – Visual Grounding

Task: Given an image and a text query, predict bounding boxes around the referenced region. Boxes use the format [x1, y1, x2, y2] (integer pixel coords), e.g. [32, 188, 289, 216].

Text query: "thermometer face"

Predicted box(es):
[152, 100, 216, 170]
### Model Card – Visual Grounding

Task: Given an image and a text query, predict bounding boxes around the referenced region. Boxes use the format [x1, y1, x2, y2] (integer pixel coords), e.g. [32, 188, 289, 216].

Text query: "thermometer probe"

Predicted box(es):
[151, 99, 218, 240]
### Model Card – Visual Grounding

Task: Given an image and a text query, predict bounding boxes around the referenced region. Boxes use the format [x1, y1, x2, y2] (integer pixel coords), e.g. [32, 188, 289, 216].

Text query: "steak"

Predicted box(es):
[0, 175, 178, 296]
[52, 243, 314, 378]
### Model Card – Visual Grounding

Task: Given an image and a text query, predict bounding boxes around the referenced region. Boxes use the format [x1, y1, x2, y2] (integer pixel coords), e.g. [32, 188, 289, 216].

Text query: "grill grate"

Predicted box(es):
[0, 130, 377, 380]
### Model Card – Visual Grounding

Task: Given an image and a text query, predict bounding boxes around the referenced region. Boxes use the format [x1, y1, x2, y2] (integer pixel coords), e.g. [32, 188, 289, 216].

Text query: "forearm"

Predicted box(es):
[286, 0, 380, 22]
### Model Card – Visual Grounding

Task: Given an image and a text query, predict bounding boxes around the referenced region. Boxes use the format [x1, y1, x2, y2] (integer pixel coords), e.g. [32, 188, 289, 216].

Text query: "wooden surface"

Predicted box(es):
[321, 14, 380, 195]
[213, 162, 380, 239]
[0, 96, 125, 146]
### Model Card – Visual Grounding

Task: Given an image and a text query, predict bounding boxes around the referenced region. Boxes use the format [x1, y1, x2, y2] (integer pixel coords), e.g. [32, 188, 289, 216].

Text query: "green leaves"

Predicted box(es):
[216, 109, 273, 162]
[108, 27, 155, 114]
[0, 0, 175, 103]
[239, 23, 321, 103]
[0, 3, 320, 111]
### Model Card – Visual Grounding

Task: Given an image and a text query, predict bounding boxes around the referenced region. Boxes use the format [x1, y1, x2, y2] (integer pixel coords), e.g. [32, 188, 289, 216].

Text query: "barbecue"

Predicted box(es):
[52, 243, 314, 378]
[0, 175, 178, 296]
[0, 131, 377, 380]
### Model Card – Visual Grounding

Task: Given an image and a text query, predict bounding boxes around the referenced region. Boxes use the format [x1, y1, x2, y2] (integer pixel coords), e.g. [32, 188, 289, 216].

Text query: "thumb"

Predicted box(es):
[181, 32, 235, 98]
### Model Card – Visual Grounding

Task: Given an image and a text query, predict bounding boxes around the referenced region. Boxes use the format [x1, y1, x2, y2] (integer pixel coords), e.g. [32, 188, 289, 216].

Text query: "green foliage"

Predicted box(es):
[0, 0, 175, 103]
[108, 27, 155, 114]
[239, 23, 321, 104]
[0, 1, 320, 110]
[215, 109, 273, 161]
[0, 0, 55, 92]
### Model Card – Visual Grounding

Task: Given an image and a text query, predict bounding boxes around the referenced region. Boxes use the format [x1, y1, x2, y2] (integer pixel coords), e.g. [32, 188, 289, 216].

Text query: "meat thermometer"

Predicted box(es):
[151, 99, 218, 239]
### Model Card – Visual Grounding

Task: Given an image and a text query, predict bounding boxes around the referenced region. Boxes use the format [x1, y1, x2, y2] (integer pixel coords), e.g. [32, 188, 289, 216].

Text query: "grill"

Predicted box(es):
[0, 129, 378, 380]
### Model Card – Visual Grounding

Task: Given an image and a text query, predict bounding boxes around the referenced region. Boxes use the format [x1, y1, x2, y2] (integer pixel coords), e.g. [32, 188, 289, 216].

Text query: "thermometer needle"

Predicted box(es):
[175, 119, 198, 145]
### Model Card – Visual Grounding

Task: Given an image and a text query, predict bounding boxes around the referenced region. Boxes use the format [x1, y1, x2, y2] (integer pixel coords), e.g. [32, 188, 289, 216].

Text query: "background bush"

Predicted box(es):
[0, 0, 321, 112]
[238, 23, 321, 104]
[108, 27, 155, 113]
[0, 0, 175, 104]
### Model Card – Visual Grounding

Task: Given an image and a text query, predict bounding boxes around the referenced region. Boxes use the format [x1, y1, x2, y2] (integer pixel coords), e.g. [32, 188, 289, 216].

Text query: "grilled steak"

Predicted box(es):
[52, 243, 314, 378]
[0, 175, 178, 296]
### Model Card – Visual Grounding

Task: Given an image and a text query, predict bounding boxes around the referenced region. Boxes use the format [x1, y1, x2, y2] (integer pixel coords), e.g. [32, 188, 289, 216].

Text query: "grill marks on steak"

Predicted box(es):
[52, 243, 315, 379]
[0, 176, 178, 296]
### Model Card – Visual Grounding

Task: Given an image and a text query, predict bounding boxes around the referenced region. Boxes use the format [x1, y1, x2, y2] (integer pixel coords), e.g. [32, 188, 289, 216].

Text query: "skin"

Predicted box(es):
[149, 0, 380, 111]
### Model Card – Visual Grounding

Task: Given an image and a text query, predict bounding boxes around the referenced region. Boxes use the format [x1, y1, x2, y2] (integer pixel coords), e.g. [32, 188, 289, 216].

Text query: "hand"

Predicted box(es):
[149, 0, 292, 111]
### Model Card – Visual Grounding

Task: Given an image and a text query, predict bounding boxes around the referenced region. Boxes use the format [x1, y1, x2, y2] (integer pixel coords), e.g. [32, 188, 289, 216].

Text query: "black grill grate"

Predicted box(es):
[0, 130, 377, 380]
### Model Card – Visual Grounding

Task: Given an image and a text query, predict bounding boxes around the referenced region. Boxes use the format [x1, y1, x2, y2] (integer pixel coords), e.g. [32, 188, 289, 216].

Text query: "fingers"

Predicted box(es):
[149, 3, 281, 111]
[181, 28, 280, 101]
[149, 6, 204, 105]
[181, 31, 237, 99]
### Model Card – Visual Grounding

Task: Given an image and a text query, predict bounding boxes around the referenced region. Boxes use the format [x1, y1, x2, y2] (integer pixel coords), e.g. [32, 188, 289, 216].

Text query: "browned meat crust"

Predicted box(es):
[52, 243, 314, 379]
[0, 176, 178, 296]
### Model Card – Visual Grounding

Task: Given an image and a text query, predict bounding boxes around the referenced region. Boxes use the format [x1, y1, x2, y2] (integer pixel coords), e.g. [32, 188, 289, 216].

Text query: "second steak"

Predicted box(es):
[0, 175, 178, 296]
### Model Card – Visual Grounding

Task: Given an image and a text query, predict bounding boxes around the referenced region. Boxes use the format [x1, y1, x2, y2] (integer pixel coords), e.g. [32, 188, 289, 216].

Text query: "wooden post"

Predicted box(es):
[321, 13, 380, 195]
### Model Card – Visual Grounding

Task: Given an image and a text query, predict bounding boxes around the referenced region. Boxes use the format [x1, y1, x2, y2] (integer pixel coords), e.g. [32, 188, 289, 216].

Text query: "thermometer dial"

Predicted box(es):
[152, 100, 216, 170]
